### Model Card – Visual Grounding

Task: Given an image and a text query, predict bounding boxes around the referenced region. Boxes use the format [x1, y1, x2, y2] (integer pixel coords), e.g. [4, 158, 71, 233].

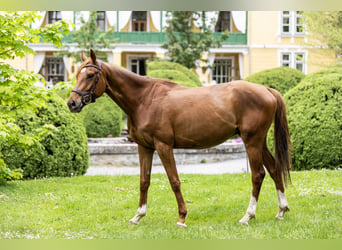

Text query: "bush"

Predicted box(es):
[244, 67, 305, 94]
[268, 68, 342, 171]
[147, 60, 202, 88]
[1, 92, 89, 179]
[80, 94, 123, 138]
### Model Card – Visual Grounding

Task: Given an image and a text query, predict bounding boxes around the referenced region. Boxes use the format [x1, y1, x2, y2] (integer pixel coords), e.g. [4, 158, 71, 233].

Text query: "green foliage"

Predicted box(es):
[80, 94, 123, 138]
[267, 67, 342, 171]
[59, 11, 116, 62]
[147, 60, 202, 88]
[303, 11, 342, 62]
[0, 12, 70, 60]
[244, 67, 305, 94]
[0, 11, 71, 183]
[1, 92, 89, 179]
[162, 11, 228, 69]
[284, 69, 342, 170]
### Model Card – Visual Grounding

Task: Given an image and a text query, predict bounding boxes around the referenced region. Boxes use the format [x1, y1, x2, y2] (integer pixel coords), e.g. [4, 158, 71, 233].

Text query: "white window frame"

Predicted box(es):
[211, 56, 235, 84]
[280, 11, 304, 37]
[279, 51, 307, 74]
[126, 54, 152, 75]
[40, 56, 67, 87]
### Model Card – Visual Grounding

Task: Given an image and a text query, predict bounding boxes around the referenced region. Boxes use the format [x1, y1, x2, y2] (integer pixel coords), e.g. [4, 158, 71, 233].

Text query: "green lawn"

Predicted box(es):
[0, 170, 341, 239]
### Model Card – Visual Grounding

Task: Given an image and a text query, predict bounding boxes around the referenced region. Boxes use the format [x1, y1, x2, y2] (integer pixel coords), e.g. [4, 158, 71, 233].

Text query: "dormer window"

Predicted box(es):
[215, 11, 231, 32]
[132, 11, 147, 31]
[97, 11, 106, 31]
[48, 11, 62, 24]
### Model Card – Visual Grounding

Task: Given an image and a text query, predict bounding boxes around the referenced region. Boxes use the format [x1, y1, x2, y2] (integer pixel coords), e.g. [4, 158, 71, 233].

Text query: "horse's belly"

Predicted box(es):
[173, 118, 237, 149]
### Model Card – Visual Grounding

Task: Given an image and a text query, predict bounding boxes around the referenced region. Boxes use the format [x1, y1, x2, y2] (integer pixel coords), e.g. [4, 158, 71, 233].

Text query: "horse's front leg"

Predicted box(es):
[129, 145, 154, 225]
[155, 140, 188, 227]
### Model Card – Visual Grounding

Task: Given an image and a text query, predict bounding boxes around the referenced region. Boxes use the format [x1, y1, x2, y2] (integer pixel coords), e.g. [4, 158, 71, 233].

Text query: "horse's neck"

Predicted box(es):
[104, 65, 150, 114]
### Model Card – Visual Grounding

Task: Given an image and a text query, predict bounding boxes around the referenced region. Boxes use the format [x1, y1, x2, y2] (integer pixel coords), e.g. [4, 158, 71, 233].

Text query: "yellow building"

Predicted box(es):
[5, 11, 336, 86]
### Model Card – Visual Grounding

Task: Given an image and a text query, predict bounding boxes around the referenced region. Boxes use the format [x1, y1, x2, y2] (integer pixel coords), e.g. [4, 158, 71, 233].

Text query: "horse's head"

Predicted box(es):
[67, 49, 107, 113]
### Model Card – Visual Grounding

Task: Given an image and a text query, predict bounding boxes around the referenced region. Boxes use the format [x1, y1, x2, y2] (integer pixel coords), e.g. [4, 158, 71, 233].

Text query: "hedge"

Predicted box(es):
[1, 92, 89, 179]
[79, 94, 123, 138]
[147, 60, 202, 88]
[244, 67, 305, 94]
[267, 67, 342, 170]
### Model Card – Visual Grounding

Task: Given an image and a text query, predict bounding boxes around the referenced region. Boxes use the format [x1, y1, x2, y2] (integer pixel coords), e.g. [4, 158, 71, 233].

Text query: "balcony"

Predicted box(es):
[63, 32, 247, 45]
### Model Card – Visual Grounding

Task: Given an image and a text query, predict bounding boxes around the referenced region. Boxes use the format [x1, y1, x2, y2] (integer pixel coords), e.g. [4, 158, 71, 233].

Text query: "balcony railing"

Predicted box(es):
[63, 32, 247, 45]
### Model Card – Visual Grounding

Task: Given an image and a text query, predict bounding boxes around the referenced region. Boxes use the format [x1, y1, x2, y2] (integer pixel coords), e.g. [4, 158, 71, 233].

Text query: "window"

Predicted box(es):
[294, 53, 304, 72]
[281, 53, 291, 67]
[40, 57, 65, 86]
[212, 58, 234, 84]
[281, 11, 291, 34]
[97, 11, 106, 31]
[127, 55, 151, 75]
[280, 11, 304, 36]
[132, 11, 147, 31]
[280, 52, 306, 73]
[294, 11, 304, 34]
[48, 11, 62, 24]
[215, 11, 231, 32]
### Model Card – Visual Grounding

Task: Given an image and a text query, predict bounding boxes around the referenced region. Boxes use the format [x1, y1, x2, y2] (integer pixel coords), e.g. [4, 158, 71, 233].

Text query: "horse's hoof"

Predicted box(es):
[275, 206, 290, 220]
[176, 222, 187, 228]
[239, 219, 249, 226]
[275, 215, 284, 220]
[128, 219, 139, 225]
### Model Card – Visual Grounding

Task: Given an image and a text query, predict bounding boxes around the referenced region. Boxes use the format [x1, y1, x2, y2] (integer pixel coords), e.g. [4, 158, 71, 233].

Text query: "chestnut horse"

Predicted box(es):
[68, 50, 291, 227]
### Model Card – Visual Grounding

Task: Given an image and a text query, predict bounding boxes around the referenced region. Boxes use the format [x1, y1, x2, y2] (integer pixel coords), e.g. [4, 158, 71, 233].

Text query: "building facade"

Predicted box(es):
[6, 11, 336, 86]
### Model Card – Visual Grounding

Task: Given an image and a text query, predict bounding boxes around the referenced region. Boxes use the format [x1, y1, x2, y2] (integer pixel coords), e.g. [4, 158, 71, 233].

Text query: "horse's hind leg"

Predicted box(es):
[239, 141, 266, 226]
[129, 145, 154, 225]
[262, 143, 289, 220]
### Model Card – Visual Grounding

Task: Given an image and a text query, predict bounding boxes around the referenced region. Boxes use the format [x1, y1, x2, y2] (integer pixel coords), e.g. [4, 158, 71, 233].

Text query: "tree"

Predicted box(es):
[0, 11, 70, 183]
[162, 11, 228, 70]
[59, 11, 116, 62]
[303, 11, 342, 62]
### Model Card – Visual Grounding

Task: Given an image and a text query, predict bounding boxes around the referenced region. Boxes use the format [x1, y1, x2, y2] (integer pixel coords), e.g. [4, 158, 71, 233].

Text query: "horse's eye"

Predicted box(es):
[87, 73, 94, 79]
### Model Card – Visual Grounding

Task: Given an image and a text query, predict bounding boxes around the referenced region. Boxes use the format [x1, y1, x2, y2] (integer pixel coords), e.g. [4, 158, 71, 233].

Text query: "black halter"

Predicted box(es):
[72, 60, 102, 105]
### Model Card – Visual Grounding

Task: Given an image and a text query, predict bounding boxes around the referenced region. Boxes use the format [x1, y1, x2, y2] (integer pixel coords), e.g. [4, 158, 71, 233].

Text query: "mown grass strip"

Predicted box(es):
[0, 170, 341, 239]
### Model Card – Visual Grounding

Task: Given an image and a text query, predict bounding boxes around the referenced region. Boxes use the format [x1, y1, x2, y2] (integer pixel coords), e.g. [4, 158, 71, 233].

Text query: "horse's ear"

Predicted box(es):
[90, 49, 97, 64]
[81, 51, 87, 62]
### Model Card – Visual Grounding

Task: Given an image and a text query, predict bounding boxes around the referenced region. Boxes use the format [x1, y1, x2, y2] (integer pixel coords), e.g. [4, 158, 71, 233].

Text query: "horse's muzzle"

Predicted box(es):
[67, 98, 83, 113]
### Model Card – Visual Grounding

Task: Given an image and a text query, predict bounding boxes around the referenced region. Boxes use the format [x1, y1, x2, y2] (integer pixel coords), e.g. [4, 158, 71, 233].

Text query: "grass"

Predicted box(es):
[0, 170, 341, 239]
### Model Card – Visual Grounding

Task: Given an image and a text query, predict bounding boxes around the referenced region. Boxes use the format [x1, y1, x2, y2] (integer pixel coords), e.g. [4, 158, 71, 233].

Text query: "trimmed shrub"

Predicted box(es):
[2, 92, 89, 179]
[80, 94, 123, 138]
[147, 60, 202, 88]
[268, 67, 342, 170]
[244, 67, 305, 94]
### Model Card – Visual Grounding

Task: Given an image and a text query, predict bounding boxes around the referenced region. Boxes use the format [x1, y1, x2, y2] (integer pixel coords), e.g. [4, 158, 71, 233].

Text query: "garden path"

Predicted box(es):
[85, 156, 249, 176]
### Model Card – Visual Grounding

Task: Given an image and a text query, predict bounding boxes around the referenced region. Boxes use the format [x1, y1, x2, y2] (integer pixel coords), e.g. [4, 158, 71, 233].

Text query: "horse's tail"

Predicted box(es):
[268, 88, 292, 187]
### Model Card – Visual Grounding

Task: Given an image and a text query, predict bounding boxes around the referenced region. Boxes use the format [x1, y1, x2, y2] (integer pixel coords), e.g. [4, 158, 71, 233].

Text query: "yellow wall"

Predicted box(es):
[112, 52, 122, 66]
[249, 11, 279, 45]
[3, 54, 34, 72]
[247, 11, 336, 76]
[249, 48, 278, 75]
